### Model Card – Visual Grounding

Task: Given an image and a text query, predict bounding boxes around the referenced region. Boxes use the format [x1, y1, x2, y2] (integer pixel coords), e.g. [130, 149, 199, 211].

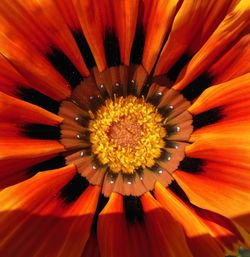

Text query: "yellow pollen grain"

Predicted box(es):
[89, 96, 166, 174]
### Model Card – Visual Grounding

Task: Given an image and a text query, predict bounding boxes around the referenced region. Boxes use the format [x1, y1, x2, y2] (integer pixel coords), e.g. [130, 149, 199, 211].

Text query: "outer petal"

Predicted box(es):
[0, 138, 64, 160]
[0, 165, 101, 257]
[97, 193, 131, 257]
[0, 92, 62, 125]
[142, 0, 180, 73]
[0, 22, 71, 100]
[0, 0, 89, 76]
[73, 0, 107, 71]
[189, 73, 250, 124]
[141, 192, 193, 257]
[154, 182, 239, 257]
[209, 34, 250, 84]
[154, 0, 232, 75]
[174, 0, 250, 90]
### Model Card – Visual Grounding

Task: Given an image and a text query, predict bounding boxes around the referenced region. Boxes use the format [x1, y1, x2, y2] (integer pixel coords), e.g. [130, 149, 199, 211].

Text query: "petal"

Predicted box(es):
[189, 73, 250, 124]
[0, 165, 101, 257]
[0, 0, 89, 77]
[210, 34, 250, 84]
[194, 207, 250, 254]
[155, 0, 232, 75]
[142, 0, 180, 73]
[112, 0, 139, 66]
[81, 233, 100, 257]
[0, 137, 64, 160]
[174, 169, 250, 232]
[0, 92, 62, 125]
[73, 0, 107, 71]
[154, 182, 232, 257]
[0, 25, 71, 100]
[140, 192, 193, 257]
[97, 193, 131, 257]
[174, 0, 250, 90]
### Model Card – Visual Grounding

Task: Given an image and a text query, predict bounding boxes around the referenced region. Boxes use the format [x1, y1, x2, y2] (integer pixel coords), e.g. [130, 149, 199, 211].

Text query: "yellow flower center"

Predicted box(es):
[89, 96, 166, 174]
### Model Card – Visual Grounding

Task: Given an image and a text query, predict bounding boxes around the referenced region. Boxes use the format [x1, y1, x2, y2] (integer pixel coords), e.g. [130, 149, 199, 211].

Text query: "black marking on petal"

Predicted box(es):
[164, 124, 179, 136]
[123, 196, 144, 223]
[27, 155, 66, 178]
[89, 95, 104, 113]
[193, 107, 224, 129]
[72, 30, 96, 69]
[150, 163, 163, 173]
[140, 83, 151, 97]
[158, 105, 173, 117]
[181, 73, 213, 101]
[47, 47, 83, 89]
[60, 172, 89, 204]
[113, 82, 124, 97]
[104, 30, 120, 67]
[158, 149, 171, 162]
[130, 23, 145, 64]
[179, 157, 204, 173]
[147, 91, 163, 106]
[18, 87, 60, 114]
[127, 79, 137, 96]
[92, 194, 109, 231]
[21, 124, 61, 140]
[167, 52, 191, 82]
[169, 180, 190, 203]
[164, 140, 179, 149]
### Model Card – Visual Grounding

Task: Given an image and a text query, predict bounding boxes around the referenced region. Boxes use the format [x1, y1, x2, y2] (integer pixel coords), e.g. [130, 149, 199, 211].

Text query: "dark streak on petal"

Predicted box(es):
[27, 155, 66, 178]
[192, 107, 224, 129]
[168, 180, 190, 203]
[104, 30, 120, 67]
[92, 194, 109, 232]
[167, 52, 192, 82]
[123, 196, 144, 223]
[47, 47, 83, 89]
[130, 23, 145, 64]
[181, 72, 213, 101]
[18, 87, 60, 114]
[21, 124, 61, 140]
[59, 172, 89, 204]
[72, 30, 96, 70]
[179, 157, 204, 173]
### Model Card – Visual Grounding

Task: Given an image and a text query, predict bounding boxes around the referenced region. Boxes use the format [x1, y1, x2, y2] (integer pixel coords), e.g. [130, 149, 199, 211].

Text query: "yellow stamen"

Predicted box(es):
[89, 96, 166, 174]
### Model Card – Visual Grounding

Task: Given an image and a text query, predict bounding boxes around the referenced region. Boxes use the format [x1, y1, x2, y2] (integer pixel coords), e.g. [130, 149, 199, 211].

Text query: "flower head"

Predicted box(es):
[0, 0, 250, 257]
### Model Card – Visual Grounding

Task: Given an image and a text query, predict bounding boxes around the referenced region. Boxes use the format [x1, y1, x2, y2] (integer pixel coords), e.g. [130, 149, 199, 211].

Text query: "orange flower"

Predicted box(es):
[0, 0, 250, 257]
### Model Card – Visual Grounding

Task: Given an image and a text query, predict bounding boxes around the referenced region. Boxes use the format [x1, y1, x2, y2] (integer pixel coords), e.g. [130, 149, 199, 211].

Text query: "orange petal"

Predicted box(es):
[55, 0, 81, 30]
[141, 192, 193, 257]
[112, 0, 139, 65]
[194, 207, 249, 255]
[0, 54, 30, 97]
[0, 16, 71, 100]
[174, 0, 250, 90]
[73, 0, 107, 71]
[142, 0, 180, 73]
[0, 137, 64, 160]
[155, 0, 232, 75]
[81, 233, 101, 257]
[97, 193, 131, 257]
[0, 165, 101, 257]
[174, 170, 250, 232]
[0, 92, 63, 125]
[154, 182, 231, 257]
[0, 0, 89, 77]
[189, 73, 250, 123]
[210, 34, 250, 84]
[0, 153, 58, 189]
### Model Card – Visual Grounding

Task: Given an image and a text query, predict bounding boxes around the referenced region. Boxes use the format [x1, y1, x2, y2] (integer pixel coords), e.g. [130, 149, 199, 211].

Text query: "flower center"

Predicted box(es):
[89, 96, 166, 174]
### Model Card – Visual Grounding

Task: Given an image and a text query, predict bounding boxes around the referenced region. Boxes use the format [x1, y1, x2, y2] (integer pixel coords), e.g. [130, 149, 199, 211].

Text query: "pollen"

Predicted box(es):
[89, 96, 166, 174]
